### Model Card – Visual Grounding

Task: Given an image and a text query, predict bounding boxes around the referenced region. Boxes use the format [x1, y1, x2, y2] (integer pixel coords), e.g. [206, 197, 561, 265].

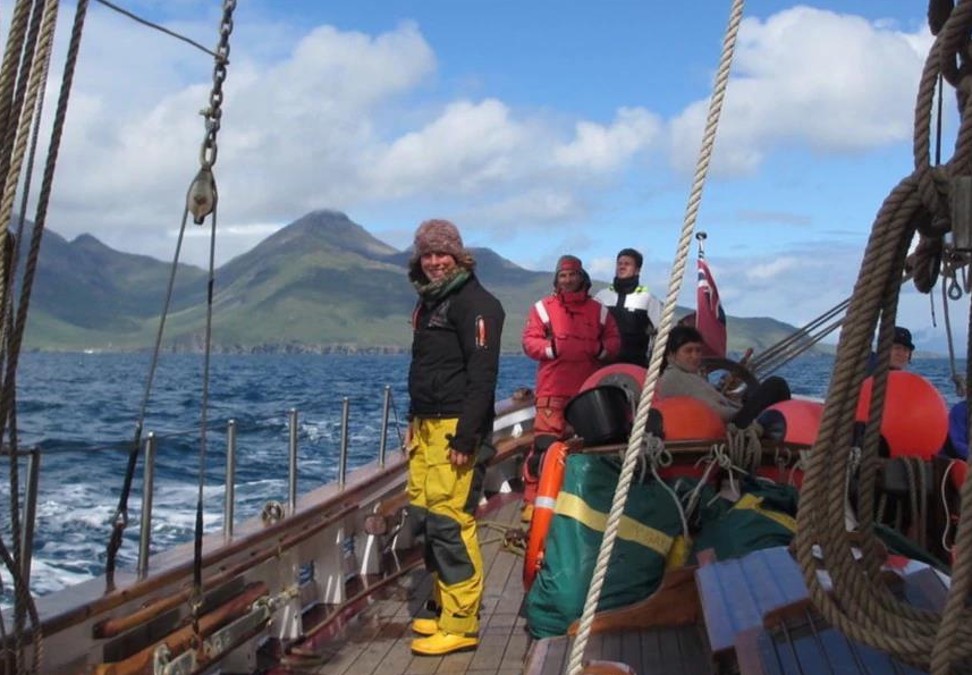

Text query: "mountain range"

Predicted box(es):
[21, 210, 801, 355]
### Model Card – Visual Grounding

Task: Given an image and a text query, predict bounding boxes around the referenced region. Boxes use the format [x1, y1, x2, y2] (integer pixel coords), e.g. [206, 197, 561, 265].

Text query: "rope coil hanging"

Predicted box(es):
[796, 1, 972, 672]
[565, 1, 746, 672]
[0, 1, 93, 672]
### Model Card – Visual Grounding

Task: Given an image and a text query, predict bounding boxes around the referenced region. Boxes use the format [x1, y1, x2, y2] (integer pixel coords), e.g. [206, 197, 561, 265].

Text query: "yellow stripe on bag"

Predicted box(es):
[734, 493, 797, 532]
[554, 492, 673, 557]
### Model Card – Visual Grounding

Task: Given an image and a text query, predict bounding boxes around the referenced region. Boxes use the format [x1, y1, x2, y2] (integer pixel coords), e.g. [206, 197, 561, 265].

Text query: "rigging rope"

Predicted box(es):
[565, 1, 745, 672]
[187, 0, 236, 654]
[93, 0, 220, 58]
[0, 2, 54, 671]
[0, 1, 91, 671]
[102, 0, 237, 593]
[795, 2, 972, 671]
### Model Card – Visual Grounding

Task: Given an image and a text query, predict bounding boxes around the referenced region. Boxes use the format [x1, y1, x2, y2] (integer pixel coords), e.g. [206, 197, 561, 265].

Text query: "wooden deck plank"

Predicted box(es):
[756, 612, 929, 675]
[619, 629, 641, 672]
[500, 631, 531, 672]
[467, 634, 514, 671]
[371, 638, 413, 675]
[300, 494, 527, 675]
[639, 629, 664, 672]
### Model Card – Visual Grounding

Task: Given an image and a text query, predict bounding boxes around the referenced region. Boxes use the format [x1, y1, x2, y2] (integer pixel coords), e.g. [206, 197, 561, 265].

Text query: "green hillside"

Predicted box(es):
[21, 210, 806, 356]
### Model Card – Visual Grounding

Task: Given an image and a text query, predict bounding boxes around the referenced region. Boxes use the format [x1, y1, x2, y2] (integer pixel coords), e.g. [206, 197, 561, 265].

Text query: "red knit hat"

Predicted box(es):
[553, 254, 589, 290]
[413, 219, 464, 259]
[556, 255, 583, 273]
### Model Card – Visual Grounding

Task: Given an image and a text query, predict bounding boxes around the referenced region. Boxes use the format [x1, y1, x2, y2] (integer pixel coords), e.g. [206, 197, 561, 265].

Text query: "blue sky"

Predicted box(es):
[23, 1, 967, 350]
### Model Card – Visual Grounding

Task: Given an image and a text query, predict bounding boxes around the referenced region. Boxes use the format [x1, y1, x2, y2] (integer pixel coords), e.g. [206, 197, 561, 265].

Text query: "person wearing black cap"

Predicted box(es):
[594, 248, 663, 367]
[866, 326, 915, 374]
[890, 326, 915, 370]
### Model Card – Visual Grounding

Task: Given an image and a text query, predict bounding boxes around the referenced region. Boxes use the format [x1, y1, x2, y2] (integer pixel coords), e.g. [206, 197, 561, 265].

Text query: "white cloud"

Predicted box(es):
[366, 99, 525, 197]
[464, 189, 584, 230]
[745, 256, 800, 282]
[587, 256, 617, 281]
[31, 12, 666, 265]
[669, 7, 932, 175]
[13, 0, 938, 311]
[554, 107, 662, 171]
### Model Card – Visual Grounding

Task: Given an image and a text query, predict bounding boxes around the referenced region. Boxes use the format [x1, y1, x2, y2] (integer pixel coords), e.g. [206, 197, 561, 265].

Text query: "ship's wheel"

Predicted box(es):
[702, 356, 759, 396]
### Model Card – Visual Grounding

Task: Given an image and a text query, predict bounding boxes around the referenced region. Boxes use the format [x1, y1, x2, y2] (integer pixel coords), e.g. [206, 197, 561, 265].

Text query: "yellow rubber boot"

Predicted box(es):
[410, 617, 438, 636]
[410, 631, 478, 656]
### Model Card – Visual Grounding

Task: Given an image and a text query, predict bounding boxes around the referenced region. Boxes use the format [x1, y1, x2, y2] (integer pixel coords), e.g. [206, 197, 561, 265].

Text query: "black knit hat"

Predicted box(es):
[893, 326, 915, 351]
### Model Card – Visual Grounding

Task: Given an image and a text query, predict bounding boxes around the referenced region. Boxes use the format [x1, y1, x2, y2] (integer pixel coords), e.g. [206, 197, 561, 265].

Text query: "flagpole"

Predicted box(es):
[696, 231, 707, 259]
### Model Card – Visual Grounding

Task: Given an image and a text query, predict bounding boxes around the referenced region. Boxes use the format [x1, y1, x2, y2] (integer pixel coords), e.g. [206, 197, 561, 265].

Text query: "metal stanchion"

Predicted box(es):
[288, 409, 298, 514]
[379, 386, 391, 467]
[137, 433, 156, 579]
[20, 449, 40, 587]
[339, 397, 350, 488]
[224, 419, 236, 538]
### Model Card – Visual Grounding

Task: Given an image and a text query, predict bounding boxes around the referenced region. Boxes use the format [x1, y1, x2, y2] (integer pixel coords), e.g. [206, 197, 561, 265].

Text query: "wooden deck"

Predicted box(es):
[524, 624, 712, 675]
[284, 495, 531, 675]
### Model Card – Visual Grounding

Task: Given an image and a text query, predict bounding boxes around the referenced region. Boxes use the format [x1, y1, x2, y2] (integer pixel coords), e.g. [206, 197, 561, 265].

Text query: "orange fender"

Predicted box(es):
[856, 371, 947, 459]
[652, 396, 726, 441]
[523, 441, 569, 590]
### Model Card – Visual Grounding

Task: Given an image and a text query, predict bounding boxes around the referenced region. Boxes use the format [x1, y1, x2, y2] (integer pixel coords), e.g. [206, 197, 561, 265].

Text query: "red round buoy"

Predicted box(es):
[757, 399, 824, 446]
[652, 396, 726, 441]
[855, 371, 948, 460]
[579, 363, 647, 403]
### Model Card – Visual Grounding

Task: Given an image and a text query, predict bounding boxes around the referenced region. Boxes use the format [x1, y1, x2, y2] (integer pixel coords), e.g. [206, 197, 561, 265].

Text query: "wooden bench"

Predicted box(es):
[696, 545, 948, 674]
[695, 546, 808, 669]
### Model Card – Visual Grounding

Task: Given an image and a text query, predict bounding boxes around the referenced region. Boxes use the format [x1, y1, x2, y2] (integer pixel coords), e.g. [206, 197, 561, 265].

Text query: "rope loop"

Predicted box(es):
[643, 433, 672, 468]
[929, 0, 956, 36]
[910, 235, 944, 293]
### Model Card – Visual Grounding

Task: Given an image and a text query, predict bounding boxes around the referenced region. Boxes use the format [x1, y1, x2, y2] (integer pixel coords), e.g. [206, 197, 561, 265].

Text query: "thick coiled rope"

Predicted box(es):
[796, 3, 972, 671]
[564, 1, 745, 672]
[0, 1, 90, 672]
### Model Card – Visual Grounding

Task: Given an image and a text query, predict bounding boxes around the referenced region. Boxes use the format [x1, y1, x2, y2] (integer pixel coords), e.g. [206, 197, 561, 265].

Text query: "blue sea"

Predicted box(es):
[0, 352, 965, 604]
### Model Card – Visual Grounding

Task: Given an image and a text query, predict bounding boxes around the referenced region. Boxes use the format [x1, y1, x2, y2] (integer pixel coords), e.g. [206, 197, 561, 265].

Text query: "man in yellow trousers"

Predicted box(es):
[405, 219, 505, 656]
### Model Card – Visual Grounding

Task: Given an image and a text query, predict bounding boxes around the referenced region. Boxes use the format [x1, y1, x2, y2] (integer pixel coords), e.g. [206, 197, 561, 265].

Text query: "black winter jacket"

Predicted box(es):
[408, 275, 505, 455]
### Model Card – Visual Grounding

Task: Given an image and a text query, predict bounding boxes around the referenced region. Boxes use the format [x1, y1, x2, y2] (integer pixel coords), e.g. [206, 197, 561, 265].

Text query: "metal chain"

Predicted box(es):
[200, 1, 234, 173]
[187, 0, 235, 226]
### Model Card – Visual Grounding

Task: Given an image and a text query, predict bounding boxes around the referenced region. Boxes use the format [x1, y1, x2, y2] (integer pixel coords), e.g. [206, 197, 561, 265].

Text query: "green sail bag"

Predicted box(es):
[525, 454, 683, 638]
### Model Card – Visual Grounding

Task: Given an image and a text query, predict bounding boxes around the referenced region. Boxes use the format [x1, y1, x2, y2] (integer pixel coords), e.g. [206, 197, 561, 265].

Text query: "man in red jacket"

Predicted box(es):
[520, 255, 620, 521]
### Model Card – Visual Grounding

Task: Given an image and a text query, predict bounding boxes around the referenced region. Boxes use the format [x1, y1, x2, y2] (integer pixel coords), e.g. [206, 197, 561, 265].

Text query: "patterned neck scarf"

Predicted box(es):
[414, 267, 471, 303]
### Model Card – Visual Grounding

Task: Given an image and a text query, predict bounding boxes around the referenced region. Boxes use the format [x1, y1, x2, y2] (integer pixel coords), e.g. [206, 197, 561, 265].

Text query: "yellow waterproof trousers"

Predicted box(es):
[406, 417, 484, 635]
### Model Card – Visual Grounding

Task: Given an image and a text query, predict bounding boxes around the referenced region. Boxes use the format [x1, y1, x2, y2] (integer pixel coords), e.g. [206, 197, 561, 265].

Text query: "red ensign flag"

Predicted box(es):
[696, 256, 727, 359]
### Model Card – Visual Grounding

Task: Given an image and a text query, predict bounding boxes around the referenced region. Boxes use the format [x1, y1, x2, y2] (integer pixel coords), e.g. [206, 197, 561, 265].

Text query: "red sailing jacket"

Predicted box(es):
[521, 290, 621, 401]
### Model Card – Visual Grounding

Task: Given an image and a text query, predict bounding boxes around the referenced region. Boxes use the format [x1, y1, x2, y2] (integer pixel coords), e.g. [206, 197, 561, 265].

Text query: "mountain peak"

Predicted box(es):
[272, 210, 399, 258]
[71, 233, 108, 249]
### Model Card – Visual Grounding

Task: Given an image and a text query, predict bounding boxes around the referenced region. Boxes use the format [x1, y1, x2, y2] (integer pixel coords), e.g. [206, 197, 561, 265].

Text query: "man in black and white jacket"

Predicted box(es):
[594, 248, 662, 367]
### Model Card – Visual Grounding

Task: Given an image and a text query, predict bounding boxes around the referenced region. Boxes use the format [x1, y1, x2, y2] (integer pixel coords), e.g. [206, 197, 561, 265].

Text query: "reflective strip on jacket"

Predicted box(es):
[521, 290, 621, 399]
